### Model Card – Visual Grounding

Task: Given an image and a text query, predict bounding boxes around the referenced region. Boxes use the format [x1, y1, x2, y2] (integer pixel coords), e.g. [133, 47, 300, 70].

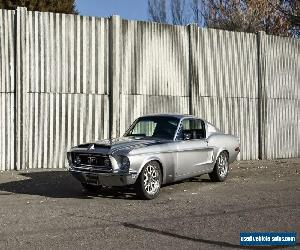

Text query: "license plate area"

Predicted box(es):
[86, 174, 98, 186]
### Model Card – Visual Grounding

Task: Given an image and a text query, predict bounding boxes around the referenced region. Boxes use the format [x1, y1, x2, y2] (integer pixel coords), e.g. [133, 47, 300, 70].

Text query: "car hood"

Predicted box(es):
[70, 137, 171, 155]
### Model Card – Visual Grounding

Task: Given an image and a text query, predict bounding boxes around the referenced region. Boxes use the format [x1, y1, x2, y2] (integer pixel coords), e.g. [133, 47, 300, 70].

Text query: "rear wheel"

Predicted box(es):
[209, 151, 229, 182]
[135, 161, 162, 200]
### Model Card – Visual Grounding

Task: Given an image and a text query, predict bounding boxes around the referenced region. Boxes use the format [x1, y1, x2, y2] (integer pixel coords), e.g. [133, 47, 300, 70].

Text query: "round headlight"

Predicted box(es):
[74, 155, 81, 164]
[104, 157, 111, 167]
[121, 156, 130, 172]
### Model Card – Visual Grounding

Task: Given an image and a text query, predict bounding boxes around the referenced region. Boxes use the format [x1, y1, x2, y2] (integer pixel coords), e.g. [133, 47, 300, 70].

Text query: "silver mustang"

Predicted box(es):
[67, 114, 240, 199]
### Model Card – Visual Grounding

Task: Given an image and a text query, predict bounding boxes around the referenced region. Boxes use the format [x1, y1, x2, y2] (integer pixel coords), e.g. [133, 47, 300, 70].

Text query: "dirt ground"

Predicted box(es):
[0, 158, 299, 249]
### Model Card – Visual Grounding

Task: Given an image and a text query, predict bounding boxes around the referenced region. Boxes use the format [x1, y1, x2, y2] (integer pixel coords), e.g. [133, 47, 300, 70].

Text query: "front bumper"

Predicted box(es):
[69, 169, 138, 187]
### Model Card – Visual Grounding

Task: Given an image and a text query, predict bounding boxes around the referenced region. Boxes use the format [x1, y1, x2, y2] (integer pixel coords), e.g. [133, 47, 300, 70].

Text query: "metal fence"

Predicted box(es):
[0, 7, 299, 171]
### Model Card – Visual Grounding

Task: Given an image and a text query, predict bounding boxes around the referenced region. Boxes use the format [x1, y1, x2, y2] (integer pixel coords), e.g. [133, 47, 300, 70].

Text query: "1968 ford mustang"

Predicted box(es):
[67, 114, 240, 199]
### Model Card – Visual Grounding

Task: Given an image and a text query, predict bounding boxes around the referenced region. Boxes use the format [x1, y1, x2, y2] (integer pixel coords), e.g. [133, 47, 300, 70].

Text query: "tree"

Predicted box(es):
[149, 0, 192, 25]
[148, 0, 168, 23]
[271, 0, 300, 36]
[171, 0, 190, 25]
[191, 0, 291, 36]
[148, 0, 298, 37]
[0, 0, 78, 14]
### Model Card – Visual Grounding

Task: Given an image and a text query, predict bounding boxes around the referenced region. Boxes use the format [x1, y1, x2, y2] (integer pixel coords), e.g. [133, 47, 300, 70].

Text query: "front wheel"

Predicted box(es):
[135, 161, 162, 200]
[209, 151, 229, 182]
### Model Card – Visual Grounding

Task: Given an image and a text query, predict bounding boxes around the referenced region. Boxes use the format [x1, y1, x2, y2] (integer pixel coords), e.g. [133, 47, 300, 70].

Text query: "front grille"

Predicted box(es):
[72, 153, 112, 172]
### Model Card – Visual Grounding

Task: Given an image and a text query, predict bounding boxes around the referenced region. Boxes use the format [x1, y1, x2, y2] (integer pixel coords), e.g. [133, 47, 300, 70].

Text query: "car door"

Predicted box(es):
[175, 118, 214, 178]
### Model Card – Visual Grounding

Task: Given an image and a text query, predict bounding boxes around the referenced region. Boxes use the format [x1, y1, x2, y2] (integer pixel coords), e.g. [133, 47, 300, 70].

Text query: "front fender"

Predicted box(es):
[128, 153, 175, 185]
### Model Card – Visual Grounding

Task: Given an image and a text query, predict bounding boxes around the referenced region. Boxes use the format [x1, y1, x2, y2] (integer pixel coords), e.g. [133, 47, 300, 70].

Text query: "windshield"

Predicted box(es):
[124, 116, 180, 140]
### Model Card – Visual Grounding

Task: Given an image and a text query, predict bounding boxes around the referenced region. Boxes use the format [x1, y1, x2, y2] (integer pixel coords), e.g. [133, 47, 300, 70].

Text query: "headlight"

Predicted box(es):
[74, 155, 81, 164]
[104, 157, 111, 167]
[120, 156, 130, 172]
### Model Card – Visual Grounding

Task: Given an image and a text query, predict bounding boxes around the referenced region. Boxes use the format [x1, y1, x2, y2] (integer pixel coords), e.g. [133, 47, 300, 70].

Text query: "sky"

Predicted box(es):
[76, 0, 149, 21]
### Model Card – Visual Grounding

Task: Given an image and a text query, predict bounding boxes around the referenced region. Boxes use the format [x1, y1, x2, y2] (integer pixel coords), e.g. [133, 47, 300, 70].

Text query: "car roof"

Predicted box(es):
[140, 113, 198, 120]
[137, 113, 221, 132]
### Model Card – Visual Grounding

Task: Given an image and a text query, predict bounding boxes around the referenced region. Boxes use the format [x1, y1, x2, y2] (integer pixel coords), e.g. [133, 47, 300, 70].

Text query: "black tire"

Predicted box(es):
[135, 161, 162, 200]
[81, 183, 102, 193]
[209, 151, 229, 182]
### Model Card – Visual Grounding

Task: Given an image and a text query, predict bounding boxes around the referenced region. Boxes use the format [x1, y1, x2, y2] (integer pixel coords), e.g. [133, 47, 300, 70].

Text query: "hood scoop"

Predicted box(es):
[77, 143, 111, 150]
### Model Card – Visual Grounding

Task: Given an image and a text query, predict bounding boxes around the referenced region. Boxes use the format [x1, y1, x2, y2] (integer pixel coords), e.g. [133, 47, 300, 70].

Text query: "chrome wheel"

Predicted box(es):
[217, 153, 228, 178]
[143, 164, 160, 195]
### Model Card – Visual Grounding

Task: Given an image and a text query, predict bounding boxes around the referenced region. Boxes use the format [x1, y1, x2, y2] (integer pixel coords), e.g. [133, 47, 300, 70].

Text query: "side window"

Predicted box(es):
[178, 119, 206, 140]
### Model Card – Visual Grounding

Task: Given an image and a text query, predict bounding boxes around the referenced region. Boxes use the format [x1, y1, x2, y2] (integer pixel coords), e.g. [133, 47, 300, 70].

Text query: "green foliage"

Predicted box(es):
[0, 0, 78, 14]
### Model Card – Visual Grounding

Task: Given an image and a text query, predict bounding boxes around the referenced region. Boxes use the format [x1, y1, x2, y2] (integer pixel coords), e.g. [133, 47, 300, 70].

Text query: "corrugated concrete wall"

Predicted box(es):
[25, 10, 110, 170]
[119, 20, 190, 135]
[0, 7, 299, 170]
[11, 8, 110, 170]
[261, 35, 300, 159]
[0, 9, 15, 171]
[190, 27, 259, 160]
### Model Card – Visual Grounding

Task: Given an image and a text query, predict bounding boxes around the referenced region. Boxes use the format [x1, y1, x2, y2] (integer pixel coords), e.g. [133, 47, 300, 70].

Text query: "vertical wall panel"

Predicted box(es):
[27, 12, 110, 95]
[190, 28, 258, 98]
[263, 35, 300, 159]
[27, 94, 109, 169]
[193, 97, 258, 160]
[265, 99, 299, 158]
[22, 11, 110, 169]
[120, 20, 190, 135]
[0, 10, 15, 171]
[121, 20, 189, 96]
[190, 27, 259, 160]
[0, 94, 15, 171]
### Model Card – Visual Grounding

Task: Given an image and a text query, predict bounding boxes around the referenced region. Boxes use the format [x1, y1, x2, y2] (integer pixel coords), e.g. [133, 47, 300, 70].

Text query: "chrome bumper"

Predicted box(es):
[69, 168, 138, 187]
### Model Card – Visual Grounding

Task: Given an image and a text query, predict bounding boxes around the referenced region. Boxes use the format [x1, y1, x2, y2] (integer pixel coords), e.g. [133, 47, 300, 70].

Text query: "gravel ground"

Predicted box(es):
[0, 158, 299, 249]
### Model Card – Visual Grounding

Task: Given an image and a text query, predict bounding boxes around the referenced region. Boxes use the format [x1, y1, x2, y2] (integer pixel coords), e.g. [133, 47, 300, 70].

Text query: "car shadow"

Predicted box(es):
[0, 171, 213, 200]
[161, 176, 212, 189]
[0, 171, 141, 200]
[0, 171, 89, 199]
[186, 176, 212, 183]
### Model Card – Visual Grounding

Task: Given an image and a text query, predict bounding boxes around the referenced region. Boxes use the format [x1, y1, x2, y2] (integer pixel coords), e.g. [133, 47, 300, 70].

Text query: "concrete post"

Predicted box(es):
[257, 31, 267, 160]
[188, 23, 198, 116]
[15, 7, 29, 169]
[109, 15, 122, 139]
